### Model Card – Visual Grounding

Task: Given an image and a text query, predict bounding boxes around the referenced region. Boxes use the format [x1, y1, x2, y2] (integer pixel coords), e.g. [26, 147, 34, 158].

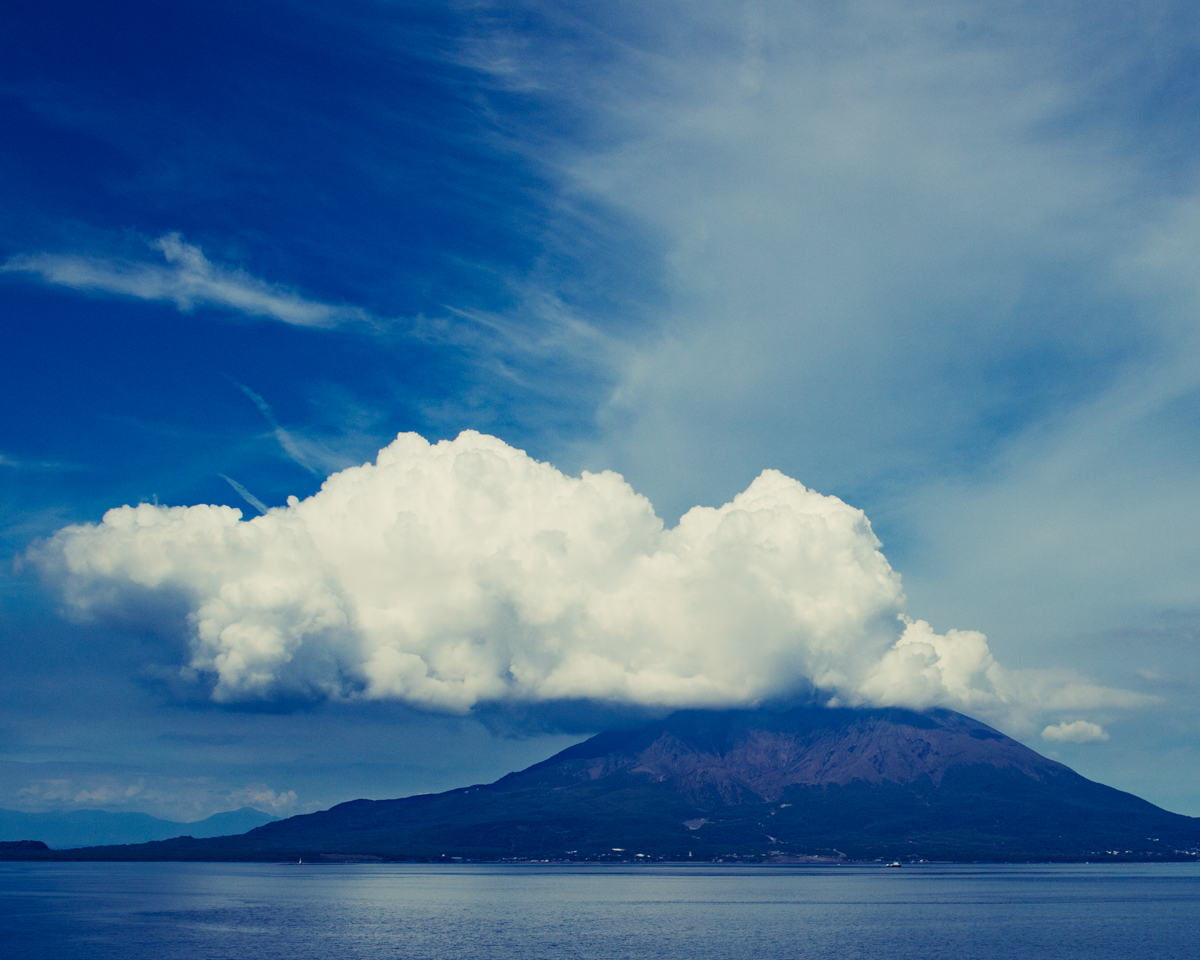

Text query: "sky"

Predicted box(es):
[2, 0, 1199, 822]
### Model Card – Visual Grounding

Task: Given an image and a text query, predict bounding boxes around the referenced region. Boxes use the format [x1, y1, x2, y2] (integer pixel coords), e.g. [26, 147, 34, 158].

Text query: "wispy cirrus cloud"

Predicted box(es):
[218, 475, 268, 515]
[233, 382, 354, 477]
[2, 231, 625, 447]
[0, 452, 85, 471]
[2, 233, 370, 327]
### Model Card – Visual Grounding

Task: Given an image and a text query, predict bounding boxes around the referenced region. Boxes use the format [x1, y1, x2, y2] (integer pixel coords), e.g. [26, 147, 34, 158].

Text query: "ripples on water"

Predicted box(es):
[3, 862, 1198, 960]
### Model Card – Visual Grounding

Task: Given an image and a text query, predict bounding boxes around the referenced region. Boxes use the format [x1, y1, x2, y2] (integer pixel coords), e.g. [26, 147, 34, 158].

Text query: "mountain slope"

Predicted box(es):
[8, 707, 1199, 862]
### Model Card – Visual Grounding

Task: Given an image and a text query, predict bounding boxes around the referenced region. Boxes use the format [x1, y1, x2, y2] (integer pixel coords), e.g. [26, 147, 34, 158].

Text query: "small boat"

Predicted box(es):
[885, 861, 902, 868]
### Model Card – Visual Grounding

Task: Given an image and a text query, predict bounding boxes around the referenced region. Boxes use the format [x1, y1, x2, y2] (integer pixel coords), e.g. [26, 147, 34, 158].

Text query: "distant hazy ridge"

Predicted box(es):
[0, 807, 277, 848]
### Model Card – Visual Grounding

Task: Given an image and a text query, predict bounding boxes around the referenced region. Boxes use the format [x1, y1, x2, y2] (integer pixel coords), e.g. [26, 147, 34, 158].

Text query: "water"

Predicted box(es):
[3, 862, 1198, 960]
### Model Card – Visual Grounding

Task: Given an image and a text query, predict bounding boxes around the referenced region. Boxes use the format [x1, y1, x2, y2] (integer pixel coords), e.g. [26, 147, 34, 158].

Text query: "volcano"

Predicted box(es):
[9, 706, 1200, 862]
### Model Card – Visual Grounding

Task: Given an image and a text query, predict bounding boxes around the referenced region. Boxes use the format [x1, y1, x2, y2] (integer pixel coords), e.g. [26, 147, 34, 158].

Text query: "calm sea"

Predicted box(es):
[2, 862, 1198, 960]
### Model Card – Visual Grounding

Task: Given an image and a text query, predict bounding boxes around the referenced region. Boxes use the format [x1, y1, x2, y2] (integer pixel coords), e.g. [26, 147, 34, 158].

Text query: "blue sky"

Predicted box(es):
[2, 0, 1200, 821]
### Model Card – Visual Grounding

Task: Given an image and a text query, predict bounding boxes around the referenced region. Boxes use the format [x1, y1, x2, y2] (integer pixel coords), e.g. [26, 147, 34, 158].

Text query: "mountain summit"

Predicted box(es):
[9, 707, 1200, 862]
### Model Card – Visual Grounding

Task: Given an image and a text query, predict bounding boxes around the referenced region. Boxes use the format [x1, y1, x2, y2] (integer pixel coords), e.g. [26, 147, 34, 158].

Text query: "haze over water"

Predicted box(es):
[4, 863, 1198, 960]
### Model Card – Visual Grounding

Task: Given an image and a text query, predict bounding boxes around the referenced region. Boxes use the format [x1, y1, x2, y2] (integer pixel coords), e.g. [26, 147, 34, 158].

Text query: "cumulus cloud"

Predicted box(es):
[2, 233, 369, 327]
[227, 785, 297, 812]
[1042, 720, 1111, 744]
[28, 431, 1143, 722]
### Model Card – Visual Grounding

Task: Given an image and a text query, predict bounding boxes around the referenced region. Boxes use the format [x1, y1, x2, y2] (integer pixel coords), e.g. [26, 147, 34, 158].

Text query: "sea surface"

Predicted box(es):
[2, 862, 1198, 960]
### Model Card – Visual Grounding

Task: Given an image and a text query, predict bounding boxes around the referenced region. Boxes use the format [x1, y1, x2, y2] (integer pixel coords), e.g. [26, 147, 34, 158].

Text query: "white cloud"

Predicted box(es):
[463, 0, 1155, 516]
[1042, 720, 1111, 744]
[226, 784, 297, 812]
[29, 430, 1143, 725]
[447, 4, 1198, 771]
[234, 382, 342, 476]
[2, 233, 369, 327]
[14, 775, 297, 819]
[219, 475, 268, 515]
[0, 452, 82, 471]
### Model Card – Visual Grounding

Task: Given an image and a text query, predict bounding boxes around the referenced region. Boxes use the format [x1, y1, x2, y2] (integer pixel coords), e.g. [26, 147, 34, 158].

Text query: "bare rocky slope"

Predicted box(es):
[7, 706, 1199, 862]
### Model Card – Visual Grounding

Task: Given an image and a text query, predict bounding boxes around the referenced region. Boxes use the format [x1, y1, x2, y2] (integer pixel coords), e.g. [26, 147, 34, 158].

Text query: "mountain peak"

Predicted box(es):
[6, 706, 1198, 863]
[511, 706, 1065, 804]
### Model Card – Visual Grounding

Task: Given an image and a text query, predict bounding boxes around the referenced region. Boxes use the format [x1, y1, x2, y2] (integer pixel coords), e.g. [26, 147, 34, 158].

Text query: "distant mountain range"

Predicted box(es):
[0, 806, 278, 849]
[4, 707, 1198, 862]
